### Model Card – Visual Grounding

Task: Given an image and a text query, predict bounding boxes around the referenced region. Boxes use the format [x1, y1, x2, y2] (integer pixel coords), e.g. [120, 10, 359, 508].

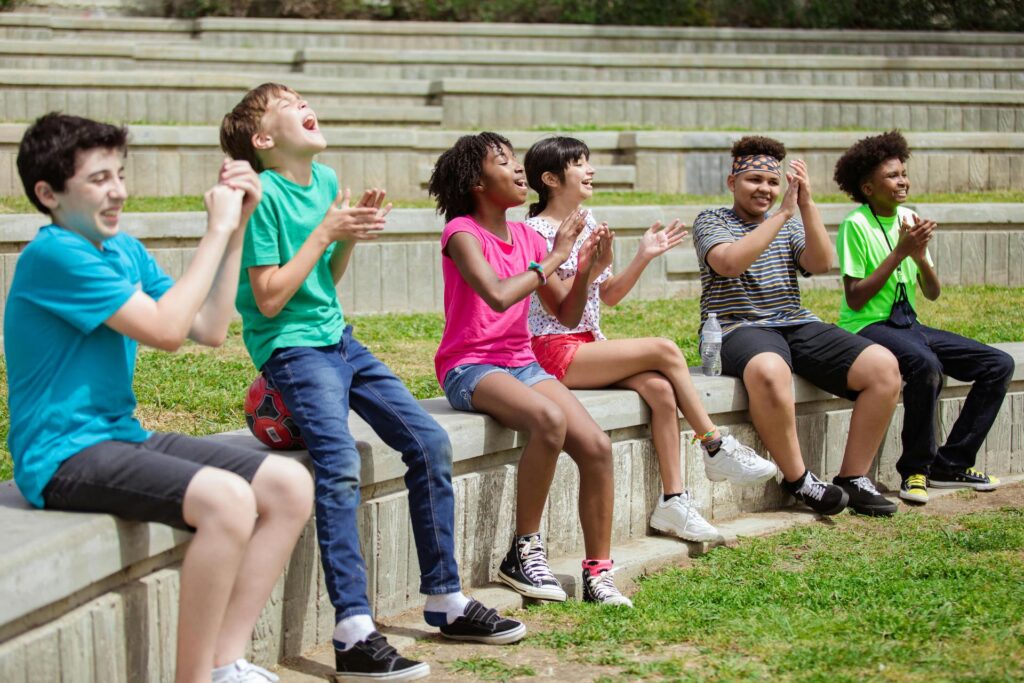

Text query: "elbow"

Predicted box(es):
[716, 263, 744, 279]
[255, 298, 283, 319]
[193, 328, 228, 348]
[152, 332, 188, 353]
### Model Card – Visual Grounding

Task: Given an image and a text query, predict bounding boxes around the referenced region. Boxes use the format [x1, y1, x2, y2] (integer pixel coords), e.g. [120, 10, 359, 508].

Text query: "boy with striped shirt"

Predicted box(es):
[692, 136, 900, 517]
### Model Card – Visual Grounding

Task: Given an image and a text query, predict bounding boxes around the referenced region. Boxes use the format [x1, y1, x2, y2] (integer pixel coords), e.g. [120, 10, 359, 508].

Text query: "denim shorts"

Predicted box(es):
[443, 361, 555, 412]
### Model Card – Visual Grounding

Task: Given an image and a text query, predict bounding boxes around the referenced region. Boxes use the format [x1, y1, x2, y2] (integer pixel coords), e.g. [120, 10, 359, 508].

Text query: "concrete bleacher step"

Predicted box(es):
[3, 39, 1023, 91]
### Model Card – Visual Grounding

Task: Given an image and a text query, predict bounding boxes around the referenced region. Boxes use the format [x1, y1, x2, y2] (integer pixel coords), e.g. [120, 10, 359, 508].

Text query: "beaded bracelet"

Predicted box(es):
[528, 261, 547, 285]
[691, 428, 717, 444]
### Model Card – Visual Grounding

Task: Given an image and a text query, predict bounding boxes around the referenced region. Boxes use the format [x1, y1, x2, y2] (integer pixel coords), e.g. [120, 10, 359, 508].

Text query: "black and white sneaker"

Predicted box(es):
[782, 470, 849, 515]
[581, 567, 633, 607]
[497, 533, 567, 601]
[833, 475, 897, 517]
[439, 599, 527, 644]
[334, 631, 429, 682]
[929, 467, 1000, 491]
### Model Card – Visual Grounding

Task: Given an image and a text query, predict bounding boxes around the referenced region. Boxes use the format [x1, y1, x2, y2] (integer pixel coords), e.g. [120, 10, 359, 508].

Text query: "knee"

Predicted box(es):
[575, 430, 613, 476]
[654, 337, 685, 364]
[420, 424, 454, 470]
[744, 355, 793, 400]
[643, 377, 678, 415]
[531, 403, 567, 450]
[870, 349, 903, 398]
[904, 352, 943, 391]
[989, 350, 1015, 386]
[259, 457, 314, 521]
[191, 472, 257, 543]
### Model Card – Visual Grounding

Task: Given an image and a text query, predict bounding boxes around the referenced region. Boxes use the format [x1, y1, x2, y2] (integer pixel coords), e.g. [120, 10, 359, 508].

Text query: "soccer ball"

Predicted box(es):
[244, 375, 306, 450]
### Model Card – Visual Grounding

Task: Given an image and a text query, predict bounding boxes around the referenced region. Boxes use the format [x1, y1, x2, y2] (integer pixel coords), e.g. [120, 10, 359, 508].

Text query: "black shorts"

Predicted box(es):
[721, 321, 875, 401]
[41, 432, 267, 530]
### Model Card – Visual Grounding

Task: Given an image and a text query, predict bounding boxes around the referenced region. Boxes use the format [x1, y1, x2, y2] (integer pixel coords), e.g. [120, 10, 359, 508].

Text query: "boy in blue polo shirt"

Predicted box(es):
[6, 113, 313, 683]
[220, 84, 524, 682]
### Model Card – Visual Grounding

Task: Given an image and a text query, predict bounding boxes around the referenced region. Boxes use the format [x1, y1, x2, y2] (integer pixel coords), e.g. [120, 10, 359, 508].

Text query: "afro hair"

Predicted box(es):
[731, 136, 787, 162]
[428, 132, 512, 223]
[833, 130, 910, 204]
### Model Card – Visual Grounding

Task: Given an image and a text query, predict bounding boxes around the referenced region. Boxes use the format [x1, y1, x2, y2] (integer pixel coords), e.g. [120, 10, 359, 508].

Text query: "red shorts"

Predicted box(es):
[530, 332, 596, 380]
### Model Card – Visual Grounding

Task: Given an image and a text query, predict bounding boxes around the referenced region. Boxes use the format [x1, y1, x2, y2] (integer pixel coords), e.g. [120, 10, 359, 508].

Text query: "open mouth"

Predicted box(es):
[514, 178, 528, 188]
[302, 113, 318, 131]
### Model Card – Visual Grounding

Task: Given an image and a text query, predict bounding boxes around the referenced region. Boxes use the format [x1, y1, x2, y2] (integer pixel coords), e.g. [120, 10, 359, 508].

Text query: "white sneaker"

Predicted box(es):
[702, 434, 778, 485]
[649, 492, 720, 542]
[213, 659, 279, 683]
[581, 567, 633, 607]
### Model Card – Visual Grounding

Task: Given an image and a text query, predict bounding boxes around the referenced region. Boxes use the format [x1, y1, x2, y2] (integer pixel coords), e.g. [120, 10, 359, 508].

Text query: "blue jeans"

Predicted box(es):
[859, 321, 1015, 478]
[443, 362, 554, 412]
[262, 326, 460, 621]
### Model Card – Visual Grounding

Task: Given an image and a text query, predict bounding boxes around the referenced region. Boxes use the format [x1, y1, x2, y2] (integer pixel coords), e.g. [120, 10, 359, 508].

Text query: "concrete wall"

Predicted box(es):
[0, 345, 1021, 680]
[1, 203, 1021, 332]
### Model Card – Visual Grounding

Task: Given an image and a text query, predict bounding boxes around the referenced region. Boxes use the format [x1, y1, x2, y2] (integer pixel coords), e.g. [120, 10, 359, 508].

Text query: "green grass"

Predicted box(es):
[3, 191, 1022, 215]
[526, 507, 1024, 682]
[448, 657, 536, 681]
[0, 285, 1021, 482]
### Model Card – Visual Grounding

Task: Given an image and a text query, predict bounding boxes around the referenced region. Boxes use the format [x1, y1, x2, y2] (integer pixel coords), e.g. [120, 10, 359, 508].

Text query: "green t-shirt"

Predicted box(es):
[236, 162, 346, 369]
[837, 204, 931, 334]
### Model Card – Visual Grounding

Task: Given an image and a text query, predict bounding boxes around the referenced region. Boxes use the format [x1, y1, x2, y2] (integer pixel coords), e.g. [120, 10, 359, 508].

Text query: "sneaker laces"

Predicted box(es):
[720, 435, 759, 466]
[965, 467, 988, 480]
[848, 476, 880, 495]
[519, 536, 557, 584]
[905, 473, 927, 489]
[586, 567, 626, 602]
[798, 473, 828, 501]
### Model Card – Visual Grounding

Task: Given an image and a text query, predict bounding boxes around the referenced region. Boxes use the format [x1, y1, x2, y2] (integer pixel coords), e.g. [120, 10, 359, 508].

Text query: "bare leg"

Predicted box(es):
[614, 372, 683, 494]
[839, 345, 902, 477]
[743, 353, 805, 482]
[532, 379, 614, 559]
[562, 338, 716, 436]
[176, 469, 257, 683]
[213, 456, 313, 664]
[471, 373, 567, 535]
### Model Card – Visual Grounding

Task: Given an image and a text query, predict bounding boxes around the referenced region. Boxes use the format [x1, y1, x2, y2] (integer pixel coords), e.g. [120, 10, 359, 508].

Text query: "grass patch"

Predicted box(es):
[526, 507, 1024, 682]
[3, 191, 1022, 215]
[448, 657, 536, 681]
[0, 285, 1021, 482]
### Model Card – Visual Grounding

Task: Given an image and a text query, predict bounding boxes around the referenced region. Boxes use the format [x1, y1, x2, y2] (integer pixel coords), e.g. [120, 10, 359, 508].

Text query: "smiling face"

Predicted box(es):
[474, 142, 528, 210]
[550, 154, 595, 203]
[255, 89, 326, 161]
[38, 146, 127, 247]
[728, 169, 782, 222]
[862, 157, 909, 214]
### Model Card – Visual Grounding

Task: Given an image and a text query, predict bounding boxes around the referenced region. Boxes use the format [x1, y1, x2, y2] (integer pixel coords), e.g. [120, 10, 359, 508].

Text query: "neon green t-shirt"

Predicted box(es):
[837, 204, 931, 334]
[236, 163, 346, 370]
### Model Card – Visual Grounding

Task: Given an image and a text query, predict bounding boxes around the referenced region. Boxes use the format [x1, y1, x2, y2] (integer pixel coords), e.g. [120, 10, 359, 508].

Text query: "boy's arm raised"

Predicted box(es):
[249, 189, 387, 318]
[705, 177, 798, 278]
[105, 182, 244, 351]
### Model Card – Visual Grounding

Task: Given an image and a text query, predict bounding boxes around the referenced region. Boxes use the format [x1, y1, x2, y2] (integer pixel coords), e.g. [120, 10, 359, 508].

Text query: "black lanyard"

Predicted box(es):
[868, 207, 905, 284]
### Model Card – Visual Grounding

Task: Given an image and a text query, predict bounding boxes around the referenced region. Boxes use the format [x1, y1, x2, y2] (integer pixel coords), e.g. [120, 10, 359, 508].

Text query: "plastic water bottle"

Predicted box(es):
[701, 313, 722, 377]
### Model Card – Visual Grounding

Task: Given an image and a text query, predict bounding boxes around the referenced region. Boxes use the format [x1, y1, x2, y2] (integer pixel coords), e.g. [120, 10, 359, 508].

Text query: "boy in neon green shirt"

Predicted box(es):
[834, 130, 1013, 504]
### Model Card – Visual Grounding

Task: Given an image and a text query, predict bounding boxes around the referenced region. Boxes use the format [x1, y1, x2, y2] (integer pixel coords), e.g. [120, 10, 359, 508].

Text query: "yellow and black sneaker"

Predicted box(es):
[899, 474, 929, 504]
[929, 467, 1000, 492]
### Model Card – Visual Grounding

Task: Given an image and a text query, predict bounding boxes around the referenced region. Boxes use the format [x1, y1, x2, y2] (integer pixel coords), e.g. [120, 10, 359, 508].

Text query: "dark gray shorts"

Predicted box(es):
[721, 321, 875, 401]
[41, 432, 267, 530]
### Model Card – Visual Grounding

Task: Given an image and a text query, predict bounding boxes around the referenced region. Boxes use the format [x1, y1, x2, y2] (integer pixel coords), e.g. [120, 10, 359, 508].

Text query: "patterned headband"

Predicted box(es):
[731, 154, 782, 176]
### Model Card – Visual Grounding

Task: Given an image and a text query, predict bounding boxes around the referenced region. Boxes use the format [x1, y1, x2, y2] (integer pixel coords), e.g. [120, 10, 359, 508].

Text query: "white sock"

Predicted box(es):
[211, 660, 243, 683]
[333, 614, 376, 651]
[423, 591, 470, 626]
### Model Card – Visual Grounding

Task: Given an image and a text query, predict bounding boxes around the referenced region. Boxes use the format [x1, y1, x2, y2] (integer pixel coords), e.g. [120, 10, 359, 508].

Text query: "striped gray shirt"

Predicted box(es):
[692, 207, 818, 336]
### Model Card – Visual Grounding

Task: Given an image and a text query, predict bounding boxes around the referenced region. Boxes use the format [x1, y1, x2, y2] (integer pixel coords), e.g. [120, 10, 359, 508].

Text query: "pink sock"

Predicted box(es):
[582, 558, 613, 577]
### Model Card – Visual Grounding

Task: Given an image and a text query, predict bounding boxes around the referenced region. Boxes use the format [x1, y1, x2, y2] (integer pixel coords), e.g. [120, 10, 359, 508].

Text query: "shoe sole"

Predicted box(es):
[497, 570, 567, 602]
[704, 467, 779, 486]
[334, 662, 430, 682]
[927, 480, 997, 492]
[649, 518, 721, 543]
[898, 490, 929, 504]
[849, 503, 898, 517]
[440, 622, 527, 645]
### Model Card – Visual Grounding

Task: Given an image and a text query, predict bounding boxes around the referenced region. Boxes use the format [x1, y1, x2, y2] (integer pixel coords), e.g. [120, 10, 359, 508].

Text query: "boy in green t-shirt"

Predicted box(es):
[834, 130, 1014, 504]
[220, 83, 524, 682]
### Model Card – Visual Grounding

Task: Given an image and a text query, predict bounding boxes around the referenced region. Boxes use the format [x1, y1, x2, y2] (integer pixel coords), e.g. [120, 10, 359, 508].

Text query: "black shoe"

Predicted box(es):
[334, 631, 429, 682]
[439, 599, 527, 644]
[497, 533, 567, 601]
[782, 470, 849, 515]
[928, 467, 999, 491]
[833, 475, 897, 517]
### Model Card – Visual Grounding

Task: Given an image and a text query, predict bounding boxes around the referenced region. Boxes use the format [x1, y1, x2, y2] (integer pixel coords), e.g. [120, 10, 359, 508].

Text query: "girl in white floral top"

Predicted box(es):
[524, 137, 779, 543]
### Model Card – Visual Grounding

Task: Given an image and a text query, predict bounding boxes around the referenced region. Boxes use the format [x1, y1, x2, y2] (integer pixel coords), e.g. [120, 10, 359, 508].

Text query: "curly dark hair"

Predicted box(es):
[833, 130, 911, 204]
[524, 136, 590, 218]
[428, 132, 512, 223]
[17, 112, 128, 215]
[731, 135, 787, 162]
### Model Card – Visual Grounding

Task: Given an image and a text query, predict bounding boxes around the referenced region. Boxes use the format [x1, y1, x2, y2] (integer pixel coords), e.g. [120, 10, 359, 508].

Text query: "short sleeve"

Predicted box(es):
[786, 217, 812, 278]
[692, 210, 735, 269]
[441, 216, 481, 254]
[242, 192, 282, 269]
[836, 216, 869, 279]
[21, 243, 137, 334]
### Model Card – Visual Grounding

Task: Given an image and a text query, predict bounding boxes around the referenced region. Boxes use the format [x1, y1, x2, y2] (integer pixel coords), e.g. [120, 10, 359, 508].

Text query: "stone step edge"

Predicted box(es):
[353, 472, 1024, 654]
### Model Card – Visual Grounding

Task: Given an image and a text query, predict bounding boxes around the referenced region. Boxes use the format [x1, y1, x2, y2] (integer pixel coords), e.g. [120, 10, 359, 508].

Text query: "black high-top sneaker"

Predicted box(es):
[497, 533, 567, 601]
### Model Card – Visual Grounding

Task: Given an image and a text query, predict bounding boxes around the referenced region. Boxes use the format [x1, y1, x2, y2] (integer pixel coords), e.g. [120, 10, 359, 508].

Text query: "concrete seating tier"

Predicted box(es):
[1, 204, 1020, 327]
[2, 13, 1023, 57]
[2, 41, 1022, 91]
[1, 347, 1021, 681]
[2, 126, 1019, 199]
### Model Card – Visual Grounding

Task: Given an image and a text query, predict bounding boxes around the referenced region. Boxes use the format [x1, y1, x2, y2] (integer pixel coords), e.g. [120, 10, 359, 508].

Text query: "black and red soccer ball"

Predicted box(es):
[244, 374, 306, 450]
